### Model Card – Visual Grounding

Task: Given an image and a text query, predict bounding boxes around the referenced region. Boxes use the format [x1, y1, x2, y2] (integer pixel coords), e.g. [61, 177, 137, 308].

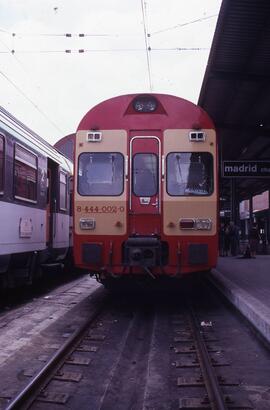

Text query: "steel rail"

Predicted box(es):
[188, 305, 228, 410]
[5, 291, 106, 410]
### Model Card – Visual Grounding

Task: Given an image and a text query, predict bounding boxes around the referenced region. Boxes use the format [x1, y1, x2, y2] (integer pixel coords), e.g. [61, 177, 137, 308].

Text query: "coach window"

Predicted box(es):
[0, 135, 4, 193]
[167, 152, 213, 196]
[133, 153, 158, 197]
[59, 171, 67, 210]
[14, 144, 37, 202]
[78, 152, 124, 196]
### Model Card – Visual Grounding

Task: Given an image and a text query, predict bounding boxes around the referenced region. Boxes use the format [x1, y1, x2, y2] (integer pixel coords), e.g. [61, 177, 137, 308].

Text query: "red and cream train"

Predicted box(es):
[73, 94, 218, 284]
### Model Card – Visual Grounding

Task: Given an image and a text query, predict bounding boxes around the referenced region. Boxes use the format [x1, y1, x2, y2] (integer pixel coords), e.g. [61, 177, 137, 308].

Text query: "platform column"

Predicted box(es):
[230, 178, 239, 224]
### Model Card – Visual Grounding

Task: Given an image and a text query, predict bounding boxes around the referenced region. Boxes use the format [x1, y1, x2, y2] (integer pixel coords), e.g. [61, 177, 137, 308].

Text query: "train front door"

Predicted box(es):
[130, 136, 161, 216]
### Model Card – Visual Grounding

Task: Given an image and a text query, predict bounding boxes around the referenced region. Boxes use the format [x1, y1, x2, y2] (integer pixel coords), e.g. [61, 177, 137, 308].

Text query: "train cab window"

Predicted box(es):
[133, 153, 158, 197]
[166, 152, 213, 196]
[78, 152, 124, 196]
[59, 171, 67, 210]
[0, 135, 4, 193]
[14, 144, 37, 202]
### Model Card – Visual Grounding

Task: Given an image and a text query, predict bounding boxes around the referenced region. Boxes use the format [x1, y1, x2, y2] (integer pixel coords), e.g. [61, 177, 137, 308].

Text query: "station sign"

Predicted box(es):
[222, 160, 270, 178]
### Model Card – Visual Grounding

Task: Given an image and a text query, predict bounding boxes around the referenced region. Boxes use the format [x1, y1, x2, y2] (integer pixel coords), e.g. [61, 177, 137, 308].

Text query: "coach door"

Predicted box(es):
[130, 136, 160, 215]
[46, 168, 52, 245]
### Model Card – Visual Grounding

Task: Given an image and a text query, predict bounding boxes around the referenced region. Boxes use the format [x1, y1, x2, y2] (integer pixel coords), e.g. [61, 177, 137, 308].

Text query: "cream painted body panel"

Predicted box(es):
[75, 130, 127, 236]
[163, 129, 217, 236]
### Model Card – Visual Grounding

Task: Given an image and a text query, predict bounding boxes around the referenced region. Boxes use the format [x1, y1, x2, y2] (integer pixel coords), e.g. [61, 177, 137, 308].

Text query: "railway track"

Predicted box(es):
[2, 283, 269, 409]
[174, 306, 252, 409]
[5, 297, 106, 410]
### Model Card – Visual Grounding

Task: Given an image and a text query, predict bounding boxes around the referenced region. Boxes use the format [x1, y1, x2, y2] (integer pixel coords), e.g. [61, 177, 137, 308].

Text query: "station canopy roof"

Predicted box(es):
[198, 0, 270, 201]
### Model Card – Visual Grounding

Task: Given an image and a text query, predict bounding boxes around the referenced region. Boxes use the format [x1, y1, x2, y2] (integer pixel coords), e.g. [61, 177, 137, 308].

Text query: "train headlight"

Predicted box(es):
[80, 218, 96, 230]
[179, 218, 212, 230]
[133, 96, 158, 112]
[195, 218, 212, 230]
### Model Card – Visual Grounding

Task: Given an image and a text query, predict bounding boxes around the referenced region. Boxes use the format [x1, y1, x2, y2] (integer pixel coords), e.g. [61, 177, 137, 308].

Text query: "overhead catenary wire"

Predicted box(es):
[141, 0, 153, 92]
[151, 13, 218, 35]
[0, 14, 218, 38]
[0, 36, 65, 135]
[0, 47, 209, 54]
[0, 69, 65, 135]
[0, 36, 34, 74]
[0, 29, 117, 38]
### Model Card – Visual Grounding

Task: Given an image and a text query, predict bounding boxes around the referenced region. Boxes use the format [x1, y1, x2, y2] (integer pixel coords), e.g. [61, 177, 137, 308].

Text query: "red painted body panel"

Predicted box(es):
[77, 94, 214, 132]
[73, 233, 218, 275]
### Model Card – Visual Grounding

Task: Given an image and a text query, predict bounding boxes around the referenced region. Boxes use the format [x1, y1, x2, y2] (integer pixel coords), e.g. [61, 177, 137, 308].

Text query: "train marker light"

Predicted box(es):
[87, 131, 102, 142]
[179, 218, 212, 230]
[195, 218, 212, 230]
[179, 219, 195, 230]
[80, 218, 96, 230]
[189, 131, 206, 142]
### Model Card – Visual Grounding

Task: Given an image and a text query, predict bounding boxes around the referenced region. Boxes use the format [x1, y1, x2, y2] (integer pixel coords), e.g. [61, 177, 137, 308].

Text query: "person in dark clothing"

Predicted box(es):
[219, 223, 226, 256]
[248, 222, 260, 257]
[228, 221, 239, 256]
[224, 223, 230, 256]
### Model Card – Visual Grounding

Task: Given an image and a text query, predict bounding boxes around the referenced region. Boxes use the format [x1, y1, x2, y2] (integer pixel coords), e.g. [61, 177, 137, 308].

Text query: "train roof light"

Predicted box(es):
[133, 96, 158, 113]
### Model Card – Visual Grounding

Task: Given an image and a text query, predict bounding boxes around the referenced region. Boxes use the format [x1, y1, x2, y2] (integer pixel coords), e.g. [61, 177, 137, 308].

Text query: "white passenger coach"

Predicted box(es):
[0, 107, 73, 288]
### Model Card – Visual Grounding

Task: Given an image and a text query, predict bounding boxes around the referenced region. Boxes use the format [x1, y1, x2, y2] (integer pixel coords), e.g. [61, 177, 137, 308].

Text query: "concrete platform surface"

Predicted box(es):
[210, 255, 270, 344]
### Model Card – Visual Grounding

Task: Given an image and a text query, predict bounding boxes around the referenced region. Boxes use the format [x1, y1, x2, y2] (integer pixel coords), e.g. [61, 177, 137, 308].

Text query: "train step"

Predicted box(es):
[40, 262, 64, 272]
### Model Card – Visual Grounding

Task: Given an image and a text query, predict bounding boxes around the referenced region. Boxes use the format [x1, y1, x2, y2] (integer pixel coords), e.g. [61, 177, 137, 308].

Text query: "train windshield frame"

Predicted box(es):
[132, 153, 158, 197]
[78, 152, 124, 196]
[166, 152, 214, 196]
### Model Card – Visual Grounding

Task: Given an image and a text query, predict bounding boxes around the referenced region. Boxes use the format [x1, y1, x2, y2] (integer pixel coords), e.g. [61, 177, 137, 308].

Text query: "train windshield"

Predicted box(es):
[166, 152, 213, 196]
[78, 152, 124, 196]
[132, 153, 158, 197]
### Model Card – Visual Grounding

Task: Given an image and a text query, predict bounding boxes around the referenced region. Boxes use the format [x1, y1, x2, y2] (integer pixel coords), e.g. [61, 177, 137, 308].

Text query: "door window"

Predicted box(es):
[132, 153, 158, 197]
[59, 171, 67, 210]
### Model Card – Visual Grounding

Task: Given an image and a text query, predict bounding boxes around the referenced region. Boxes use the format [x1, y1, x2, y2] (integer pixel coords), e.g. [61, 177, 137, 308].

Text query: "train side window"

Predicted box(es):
[0, 135, 4, 193]
[59, 171, 67, 210]
[78, 152, 124, 196]
[166, 152, 213, 196]
[14, 144, 37, 202]
[132, 153, 158, 197]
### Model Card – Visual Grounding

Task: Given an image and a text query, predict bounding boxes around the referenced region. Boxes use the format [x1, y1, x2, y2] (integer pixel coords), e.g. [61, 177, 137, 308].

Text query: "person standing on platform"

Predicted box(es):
[229, 221, 239, 256]
[224, 223, 230, 256]
[219, 223, 226, 256]
[248, 222, 260, 258]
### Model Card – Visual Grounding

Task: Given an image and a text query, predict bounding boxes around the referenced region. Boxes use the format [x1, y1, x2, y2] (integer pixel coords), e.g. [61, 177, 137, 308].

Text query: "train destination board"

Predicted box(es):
[223, 161, 270, 178]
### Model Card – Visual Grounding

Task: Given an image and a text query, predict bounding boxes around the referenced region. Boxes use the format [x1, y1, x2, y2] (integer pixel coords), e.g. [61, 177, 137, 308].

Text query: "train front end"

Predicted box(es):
[74, 94, 218, 282]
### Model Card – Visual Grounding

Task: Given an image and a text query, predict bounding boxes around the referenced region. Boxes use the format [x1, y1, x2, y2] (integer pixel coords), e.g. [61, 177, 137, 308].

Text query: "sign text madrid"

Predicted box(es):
[222, 161, 270, 178]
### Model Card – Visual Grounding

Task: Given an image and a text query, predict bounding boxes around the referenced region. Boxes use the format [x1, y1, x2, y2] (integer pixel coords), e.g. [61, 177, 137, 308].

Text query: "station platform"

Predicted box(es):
[209, 255, 270, 344]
